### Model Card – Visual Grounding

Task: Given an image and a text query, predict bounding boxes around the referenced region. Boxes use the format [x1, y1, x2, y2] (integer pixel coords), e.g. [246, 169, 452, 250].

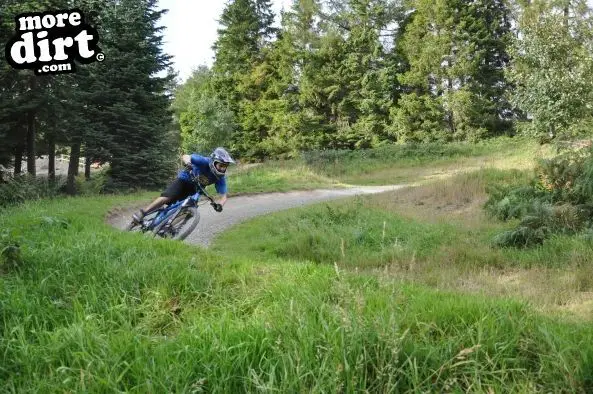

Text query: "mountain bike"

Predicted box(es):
[125, 173, 220, 241]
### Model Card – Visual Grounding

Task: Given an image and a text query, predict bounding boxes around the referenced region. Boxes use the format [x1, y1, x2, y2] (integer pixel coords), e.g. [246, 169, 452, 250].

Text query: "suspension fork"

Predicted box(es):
[194, 180, 216, 205]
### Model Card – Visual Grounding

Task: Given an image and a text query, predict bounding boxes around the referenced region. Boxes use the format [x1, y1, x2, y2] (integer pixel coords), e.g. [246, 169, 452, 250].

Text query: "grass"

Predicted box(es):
[228, 162, 346, 194]
[0, 137, 547, 208]
[2, 137, 589, 391]
[227, 136, 551, 193]
[215, 168, 593, 321]
[2, 193, 593, 391]
[300, 136, 549, 185]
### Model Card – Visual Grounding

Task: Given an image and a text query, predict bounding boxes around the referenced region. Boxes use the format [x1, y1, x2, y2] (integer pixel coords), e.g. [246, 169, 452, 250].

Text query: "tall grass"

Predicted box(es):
[216, 168, 593, 319]
[0, 174, 66, 207]
[2, 195, 593, 391]
[0, 171, 108, 208]
[301, 136, 539, 180]
[228, 136, 544, 190]
[214, 196, 457, 269]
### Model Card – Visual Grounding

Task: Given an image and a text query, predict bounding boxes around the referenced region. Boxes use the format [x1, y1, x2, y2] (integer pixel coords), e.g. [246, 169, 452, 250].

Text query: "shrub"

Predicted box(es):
[0, 229, 24, 274]
[0, 174, 65, 208]
[75, 169, 109, 196]
[485, 184, 550, 221]
[534, 150, 588, 201]
[0, 169, 109, 208]
[486, 146, 593, 247]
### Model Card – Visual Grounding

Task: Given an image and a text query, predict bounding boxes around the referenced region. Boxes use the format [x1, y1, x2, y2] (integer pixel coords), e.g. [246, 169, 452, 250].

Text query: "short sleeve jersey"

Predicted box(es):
[177, 154, 227, 194]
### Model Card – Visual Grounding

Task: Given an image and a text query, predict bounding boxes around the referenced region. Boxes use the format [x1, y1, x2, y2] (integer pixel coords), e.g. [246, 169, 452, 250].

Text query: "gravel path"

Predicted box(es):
[108, 185, 405, 247]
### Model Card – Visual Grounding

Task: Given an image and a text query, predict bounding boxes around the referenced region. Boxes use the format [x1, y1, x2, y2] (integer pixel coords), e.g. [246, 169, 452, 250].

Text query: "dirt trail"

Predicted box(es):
[108, 185, 404, 247]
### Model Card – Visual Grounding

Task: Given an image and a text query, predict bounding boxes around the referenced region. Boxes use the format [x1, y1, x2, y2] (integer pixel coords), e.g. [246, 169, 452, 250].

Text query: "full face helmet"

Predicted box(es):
[209, 147, 235, 177]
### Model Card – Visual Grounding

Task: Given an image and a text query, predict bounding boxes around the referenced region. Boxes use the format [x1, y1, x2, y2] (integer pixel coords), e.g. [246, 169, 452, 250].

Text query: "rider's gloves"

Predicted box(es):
[212, 202, 223, 212]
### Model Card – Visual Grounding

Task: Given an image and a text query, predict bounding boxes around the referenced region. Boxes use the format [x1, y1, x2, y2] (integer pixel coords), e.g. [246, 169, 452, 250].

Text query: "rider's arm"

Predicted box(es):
[218, 194, 228, 206]
[215, 177, 228, 205]
[182, 154, 209, 167]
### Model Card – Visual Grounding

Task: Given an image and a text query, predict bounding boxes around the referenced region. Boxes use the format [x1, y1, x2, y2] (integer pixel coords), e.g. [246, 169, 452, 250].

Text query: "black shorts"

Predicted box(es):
[161, 179, 195, 203]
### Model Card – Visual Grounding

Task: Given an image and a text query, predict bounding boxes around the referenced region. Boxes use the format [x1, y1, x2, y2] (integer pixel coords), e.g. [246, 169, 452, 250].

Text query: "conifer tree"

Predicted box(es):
[395, 0, 513, 142]
[212, 0, 278, 158]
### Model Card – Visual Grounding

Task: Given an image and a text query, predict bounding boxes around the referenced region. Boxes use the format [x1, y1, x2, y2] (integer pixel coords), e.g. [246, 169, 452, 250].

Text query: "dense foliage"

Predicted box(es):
[0, 0, 176, 192]
[2, 0, 593, 185]
[172, 0, 593, 160]
[486, 144, 593, 247]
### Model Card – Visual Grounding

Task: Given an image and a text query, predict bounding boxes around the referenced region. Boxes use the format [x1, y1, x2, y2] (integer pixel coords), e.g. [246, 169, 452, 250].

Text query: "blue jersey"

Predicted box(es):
[178, 154, 228, 194]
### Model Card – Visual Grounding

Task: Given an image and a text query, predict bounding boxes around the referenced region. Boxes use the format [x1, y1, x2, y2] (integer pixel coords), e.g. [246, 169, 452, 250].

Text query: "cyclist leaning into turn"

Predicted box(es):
[131, 147, 235, 223]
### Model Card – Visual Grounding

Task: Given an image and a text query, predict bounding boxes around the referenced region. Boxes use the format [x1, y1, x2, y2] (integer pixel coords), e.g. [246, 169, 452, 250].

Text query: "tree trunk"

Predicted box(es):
[48, 136, 56, 182]
[446, 110, 456, 135]
[13, 143, 24, 175]
[26, 75, 37, 177]
[446, 73, 455, 135]
[563, 2, 569, 29]
[26, 111, 36, 176]
[66, 142, 81, 195]
[85, 156, 91, 181]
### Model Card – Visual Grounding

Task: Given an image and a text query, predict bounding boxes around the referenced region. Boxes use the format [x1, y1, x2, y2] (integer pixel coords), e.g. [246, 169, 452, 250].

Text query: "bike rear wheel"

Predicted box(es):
[152, 206, 200, 240]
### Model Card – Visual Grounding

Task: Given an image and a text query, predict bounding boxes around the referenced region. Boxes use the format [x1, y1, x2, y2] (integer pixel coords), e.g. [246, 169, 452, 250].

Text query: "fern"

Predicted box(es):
[487, 146, 593, 247]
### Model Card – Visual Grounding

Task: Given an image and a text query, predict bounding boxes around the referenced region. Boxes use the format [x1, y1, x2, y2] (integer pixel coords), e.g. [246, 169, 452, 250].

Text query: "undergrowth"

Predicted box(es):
[2, 194, 593, 391]
[485, 146, 593, 247]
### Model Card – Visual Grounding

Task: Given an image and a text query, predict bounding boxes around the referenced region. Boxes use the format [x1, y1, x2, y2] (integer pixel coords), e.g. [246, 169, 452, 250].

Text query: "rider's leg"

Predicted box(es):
[143, 196, 171, 214]
[133, 196, 170, 222]
[132, 179, 192, 223]
[132, 196, 171, 223]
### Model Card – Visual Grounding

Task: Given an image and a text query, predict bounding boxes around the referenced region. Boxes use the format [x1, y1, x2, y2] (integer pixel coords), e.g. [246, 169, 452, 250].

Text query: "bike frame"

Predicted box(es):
[150, 191, 200, 228]
[143, 174, 216, 232]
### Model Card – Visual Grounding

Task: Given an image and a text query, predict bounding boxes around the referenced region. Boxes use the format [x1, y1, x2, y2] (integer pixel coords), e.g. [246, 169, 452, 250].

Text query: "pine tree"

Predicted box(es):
[0, 1, 51, 176]
[0, 5, 20, 171]
[96, 0, 176, 190]
[395, 0, 513, 142]
[212, 0, 278, 159]
[282, 0, 333, 150]
[339, 0, 405, 148]
[293, 0, 408, 149]
[448, 0, 514, 138]
[212, 0, 267, 110]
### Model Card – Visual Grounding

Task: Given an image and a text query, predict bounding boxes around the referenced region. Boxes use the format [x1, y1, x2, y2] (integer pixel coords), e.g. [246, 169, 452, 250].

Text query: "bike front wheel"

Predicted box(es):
[152, 206, 200, 241]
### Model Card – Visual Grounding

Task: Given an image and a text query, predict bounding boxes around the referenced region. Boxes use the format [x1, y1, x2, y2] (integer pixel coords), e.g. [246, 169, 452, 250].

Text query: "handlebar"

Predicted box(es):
[188, 171, 223, 212]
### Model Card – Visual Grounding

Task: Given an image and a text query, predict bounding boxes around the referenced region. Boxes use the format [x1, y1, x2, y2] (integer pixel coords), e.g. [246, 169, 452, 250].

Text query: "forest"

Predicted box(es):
[1, 0, 592, 193]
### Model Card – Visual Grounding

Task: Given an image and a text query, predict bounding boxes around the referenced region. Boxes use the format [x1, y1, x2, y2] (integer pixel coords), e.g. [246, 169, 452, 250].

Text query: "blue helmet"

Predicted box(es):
[209, 147, 235, 177]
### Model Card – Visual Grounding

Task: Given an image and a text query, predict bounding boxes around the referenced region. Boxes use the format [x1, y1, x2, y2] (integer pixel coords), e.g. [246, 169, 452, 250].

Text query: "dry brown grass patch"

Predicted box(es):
[375, 262, 593, 321]
[363, 157, 593, 321]
[367, 171, 494, 227]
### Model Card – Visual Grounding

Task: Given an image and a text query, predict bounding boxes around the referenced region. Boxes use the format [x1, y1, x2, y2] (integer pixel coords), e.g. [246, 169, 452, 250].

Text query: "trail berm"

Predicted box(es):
[108, 185, 404, 247]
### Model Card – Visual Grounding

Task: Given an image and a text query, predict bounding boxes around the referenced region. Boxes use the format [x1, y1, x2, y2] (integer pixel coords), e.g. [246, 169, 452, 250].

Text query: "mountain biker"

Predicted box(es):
[131, 147, 235, 223]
